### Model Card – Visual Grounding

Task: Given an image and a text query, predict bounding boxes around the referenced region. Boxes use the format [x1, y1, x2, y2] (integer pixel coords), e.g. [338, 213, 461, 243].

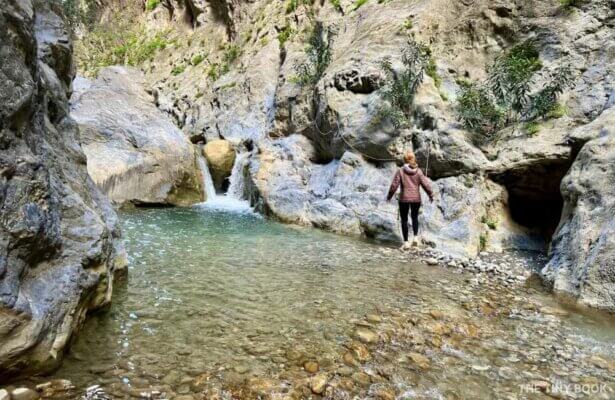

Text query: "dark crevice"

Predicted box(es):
[490, 159, 573, 243]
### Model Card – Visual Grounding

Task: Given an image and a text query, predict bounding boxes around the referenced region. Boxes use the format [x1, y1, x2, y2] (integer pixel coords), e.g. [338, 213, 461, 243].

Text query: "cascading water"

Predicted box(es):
[227, 151, 249, 199]
[197, 156, 217, 201]
[196, 153, 253, 213]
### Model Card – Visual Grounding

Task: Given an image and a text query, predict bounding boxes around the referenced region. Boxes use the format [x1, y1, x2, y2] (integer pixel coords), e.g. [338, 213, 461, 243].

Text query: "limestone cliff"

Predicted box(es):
[0, 0, 125, 380]
[75, 0, 614, 309]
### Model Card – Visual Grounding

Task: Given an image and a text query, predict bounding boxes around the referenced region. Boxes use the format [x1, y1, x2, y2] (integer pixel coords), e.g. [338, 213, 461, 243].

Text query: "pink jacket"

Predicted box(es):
[387, 165, 433, 203]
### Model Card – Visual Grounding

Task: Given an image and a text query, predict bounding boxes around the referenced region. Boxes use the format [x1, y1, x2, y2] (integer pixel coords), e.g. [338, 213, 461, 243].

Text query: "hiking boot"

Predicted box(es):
[400, 241, 411, 251]
[411, 237, 420, 247]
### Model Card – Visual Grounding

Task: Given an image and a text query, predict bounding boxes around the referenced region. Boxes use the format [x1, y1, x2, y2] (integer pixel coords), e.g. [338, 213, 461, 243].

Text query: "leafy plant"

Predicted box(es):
[560, 0, 585, 12]
[372, 40, 431, 128]
[145, 0, 160, 11]
[191, 54, 205, 66]
[479, 234, 488, 251]
[223, 44, 241, 65]
[171, 64, 185, 76]
[286, 0, 313, 13]
[277, 25, 294, 46]
[330, 0, 343, 12]
[402, 17, 413, 31]
[353, 0, 368, 10]
[481, 215, 498, 230]
[207, 63, 221, 80]
[456, 40, 573, 140]
[525, 121, 540, 136]
[426, 57, 441, 88]
[293, 22, 333, 86]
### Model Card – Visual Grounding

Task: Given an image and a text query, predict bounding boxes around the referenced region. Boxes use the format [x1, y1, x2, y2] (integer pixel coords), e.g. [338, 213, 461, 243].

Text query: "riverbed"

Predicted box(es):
[13, 205, 615, 399]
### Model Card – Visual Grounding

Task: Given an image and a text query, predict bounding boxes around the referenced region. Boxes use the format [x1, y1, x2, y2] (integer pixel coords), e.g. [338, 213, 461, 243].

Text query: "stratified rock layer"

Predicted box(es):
[0, 0, 125, 380]
[71, 67, 203, 206]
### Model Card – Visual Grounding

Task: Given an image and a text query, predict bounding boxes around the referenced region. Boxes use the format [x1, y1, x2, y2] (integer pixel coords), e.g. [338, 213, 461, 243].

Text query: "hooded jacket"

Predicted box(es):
[387, 165, 433, 203]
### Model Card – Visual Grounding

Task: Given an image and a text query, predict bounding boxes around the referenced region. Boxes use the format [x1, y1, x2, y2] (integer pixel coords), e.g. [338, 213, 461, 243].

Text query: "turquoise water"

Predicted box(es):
[21, 205, 615, 399]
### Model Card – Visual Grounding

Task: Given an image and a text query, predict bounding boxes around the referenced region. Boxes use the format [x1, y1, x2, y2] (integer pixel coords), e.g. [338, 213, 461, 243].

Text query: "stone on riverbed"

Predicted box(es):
[10, 388, 39, 400]
[0, 390, 9, 400]
[310, 374, 328, 394]
[353, 327, 379, 344]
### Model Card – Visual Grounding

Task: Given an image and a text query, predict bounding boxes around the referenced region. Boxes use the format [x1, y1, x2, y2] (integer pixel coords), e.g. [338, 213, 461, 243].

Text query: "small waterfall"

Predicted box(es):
[195, 151, 253, 214]
[227, 151, 249, 200]
[197, 156, 218, 201]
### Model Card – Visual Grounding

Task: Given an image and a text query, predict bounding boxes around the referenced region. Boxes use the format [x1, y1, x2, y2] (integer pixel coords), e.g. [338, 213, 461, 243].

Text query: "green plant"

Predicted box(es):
[456, 81, 505, 136]
[426, 57, 441, 88]
[546, 102, 568, 119]
[330, 0, 343, 12]
[145, 0, 160, 11]
[223, 43, 241, 64]
[171, 64, 185, 76]
[353, 0, 368, 10]
[525, 121, 541, 136]
[286, 0, 313, 13]
[372, 40, 431, 128]
[191, 54, 205, 66]
[479, 234, 488, 251]
[481, 216, 498, 230]
[560, 0, 584, 11]
[62, 0, 98, 29]
[402, 18, 413, 31]
[277, 25, 294, 46]
[456, 40, 573, 140]
[293, 22, 333, 86]
[207, 63, 221, 80]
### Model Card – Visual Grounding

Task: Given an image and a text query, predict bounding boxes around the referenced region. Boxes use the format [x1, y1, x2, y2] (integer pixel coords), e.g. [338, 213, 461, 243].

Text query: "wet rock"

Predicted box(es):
[365, 314, 382, 324]
[351, 372, 371, 388]
[233, 364, 250, 374]
[310, 374, 328, 394]
[353, 327, 379, 344]
[11, 388, 39, 400]
[203, 139, 236, 189]
[429, 310, 445, 320]
[35, 380, 75, 397]
[303, 361, 319, 374]
[342, 352, 359, 367]
[374, 386, 396, 400]
[408, 352, 430, 370]
[349, 341, 371, 363]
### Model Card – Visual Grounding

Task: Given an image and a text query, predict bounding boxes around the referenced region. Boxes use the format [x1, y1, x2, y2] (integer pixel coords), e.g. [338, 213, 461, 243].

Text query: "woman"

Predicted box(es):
[387, 151, 434, 249]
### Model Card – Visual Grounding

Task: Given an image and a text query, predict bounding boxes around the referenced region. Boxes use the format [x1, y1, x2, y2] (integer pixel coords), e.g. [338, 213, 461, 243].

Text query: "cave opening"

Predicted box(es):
[491, 160, 572, 246]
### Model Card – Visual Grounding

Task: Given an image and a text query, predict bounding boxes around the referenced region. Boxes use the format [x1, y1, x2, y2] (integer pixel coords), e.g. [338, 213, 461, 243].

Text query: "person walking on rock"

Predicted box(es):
[387, 151, 434, 250]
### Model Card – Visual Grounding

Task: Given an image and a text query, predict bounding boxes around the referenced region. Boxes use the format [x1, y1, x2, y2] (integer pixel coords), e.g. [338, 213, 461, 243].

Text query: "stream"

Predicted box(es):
[13, 201, 615, 399]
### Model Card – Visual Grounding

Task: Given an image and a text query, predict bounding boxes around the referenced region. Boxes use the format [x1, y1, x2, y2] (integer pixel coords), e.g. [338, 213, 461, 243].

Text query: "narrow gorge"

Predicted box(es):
[1, 0, 614, 399]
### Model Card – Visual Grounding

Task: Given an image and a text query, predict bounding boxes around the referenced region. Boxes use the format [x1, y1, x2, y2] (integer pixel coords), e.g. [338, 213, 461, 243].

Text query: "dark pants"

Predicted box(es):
[399, 202, 421, 241]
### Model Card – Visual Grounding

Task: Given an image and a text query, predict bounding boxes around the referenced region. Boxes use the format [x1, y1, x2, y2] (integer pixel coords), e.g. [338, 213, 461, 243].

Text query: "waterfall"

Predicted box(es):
[195, 151, 253, 214]
[197, 156, 218, 201]
[227, 151, 249, 200]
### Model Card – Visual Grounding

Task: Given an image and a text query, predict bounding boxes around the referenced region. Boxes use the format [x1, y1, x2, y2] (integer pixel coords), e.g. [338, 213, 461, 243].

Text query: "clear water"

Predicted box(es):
[19, 206, 615, 399]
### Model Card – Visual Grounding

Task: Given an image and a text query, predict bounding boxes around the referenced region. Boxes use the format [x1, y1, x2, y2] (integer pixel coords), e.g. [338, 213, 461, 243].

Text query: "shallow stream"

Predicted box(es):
[17, 205, 615, 399]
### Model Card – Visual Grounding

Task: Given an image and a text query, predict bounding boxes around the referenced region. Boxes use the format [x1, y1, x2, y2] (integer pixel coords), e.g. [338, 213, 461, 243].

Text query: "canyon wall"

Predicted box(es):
[76, 0, 614, 310]
[0, 0, 125, 380]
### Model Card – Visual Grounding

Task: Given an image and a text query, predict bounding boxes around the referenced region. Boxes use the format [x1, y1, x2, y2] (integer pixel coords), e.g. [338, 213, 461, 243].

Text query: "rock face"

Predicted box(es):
[542, 110, 615, 311]
[203, 139, 235, 190]
[70, 67, 203, 206]
[0, 0, 125, 381]
[81, 0, 614, 308]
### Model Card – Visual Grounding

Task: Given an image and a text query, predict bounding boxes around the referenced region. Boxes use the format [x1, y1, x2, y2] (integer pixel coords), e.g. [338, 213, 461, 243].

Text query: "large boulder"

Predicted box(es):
[542, 110, 615, 311]
[0, 0, 125, 381]
[203, 139, 236, 190]
[71, 67, 203, 206]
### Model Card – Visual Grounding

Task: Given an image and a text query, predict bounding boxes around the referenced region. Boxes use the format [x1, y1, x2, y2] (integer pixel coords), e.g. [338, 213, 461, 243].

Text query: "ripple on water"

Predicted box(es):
[20, 206, 615, 399]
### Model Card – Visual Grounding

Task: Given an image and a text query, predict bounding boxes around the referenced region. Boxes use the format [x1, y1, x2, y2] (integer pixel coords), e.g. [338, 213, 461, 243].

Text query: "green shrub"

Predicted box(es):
[277, 25, 294, 46]
[330, 0, 342, 12]
[456, 40, 573, 140]
[560, 0, 585, 11]
[171, 64, 185, 76]
[525, 121, 541, 136]
[481, 216, 498, 230]
[372, 40, 431, 128]
[479, 234, 487, 251]
[191, 54, 205, 66]
[293, 22, 333, 86]
[286, 0, 314, 13]
[426, 57, 441, 88]
[402, 18, 413, 31]
[546, 102, 568, 119]
[145, 0, 160, 11]
[223, 44, 241, 64]
[207, 63, 220, 81]
[353, 0, 368, 10]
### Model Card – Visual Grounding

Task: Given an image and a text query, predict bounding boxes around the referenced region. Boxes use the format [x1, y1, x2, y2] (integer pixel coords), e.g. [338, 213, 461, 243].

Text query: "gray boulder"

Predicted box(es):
[542, 109, 615, 311]
[71, 67, 203, 206]
[0, 0, 125, 380]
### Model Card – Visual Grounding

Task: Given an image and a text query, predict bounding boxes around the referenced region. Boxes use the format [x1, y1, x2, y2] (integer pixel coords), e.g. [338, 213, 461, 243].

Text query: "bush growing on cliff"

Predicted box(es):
[372, 40, 431, 128]
[456, 40, 573, 138]
[294, 22, 333, 86]
[145, 0, 160, 11]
